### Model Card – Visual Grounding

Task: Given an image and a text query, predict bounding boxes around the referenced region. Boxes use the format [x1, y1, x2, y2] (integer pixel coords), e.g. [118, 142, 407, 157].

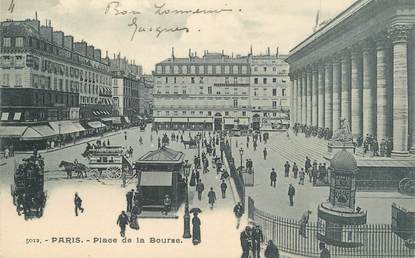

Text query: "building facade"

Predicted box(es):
[250, 51, 290, 130]
[286, 0, 415, 155]
[140, 74, 154, 118]
[153, 50, 290, 131]
[0, 18, 112, 149]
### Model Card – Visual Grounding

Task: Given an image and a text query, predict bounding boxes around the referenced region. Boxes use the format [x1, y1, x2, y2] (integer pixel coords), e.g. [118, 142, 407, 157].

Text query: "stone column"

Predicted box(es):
[318, 63, 325, 129]
[312, 66, 319, 127]
[302, 70, 307, 125]
[307, 68, 313, 126]
[341, 50, 351, 124]
[324, 58, 333, 132]
[292, 73, 298, 124]
[290, 74, 295, 126]
[332, 55, 342, 131]
[409, 29, 415, 154]
[351, 46, 363, 139]
[298, 72, 303, 124]
[362, 39, 377, 138]
[376, 33, 392, 142]
[388, 25, 411, 156]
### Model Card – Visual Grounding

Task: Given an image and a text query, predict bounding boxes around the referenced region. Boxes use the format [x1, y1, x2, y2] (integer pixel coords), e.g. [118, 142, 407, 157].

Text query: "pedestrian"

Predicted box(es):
[74, 192, 84, 216]
[288, 184, 295, 207]
[252, 225, 264, 258]
[305, 156, 311, 174]
[299, 168, 305, 185]
[192, 211, 202, 245]
[196, 179, 205, 201]
[233, 202, 244, 229]
[116, 211, 129, 237]
[253, 140, 257, 151]
[270, 168, 277, 188]
[263, 147, 267, 160]
[319, 242, 331, 258]
[284, 161, 290, 177]
[264, 240, 280, 258]
[220, 180, 227, 198]
[129, 212, 139, 230]
[107, 139, 110, 146]
[162, 194, 171, 215]
[208, 187, 217, 210]
[126, 189, 134, 212]
[299, 210, 312, 238]
[190, 169, 197, 187]
[292, 162, 298, 179]
[240, 226, 252, 258]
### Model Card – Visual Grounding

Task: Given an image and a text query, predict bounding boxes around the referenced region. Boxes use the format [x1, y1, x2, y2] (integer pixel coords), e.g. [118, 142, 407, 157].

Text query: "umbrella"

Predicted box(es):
[190, 207, 202, 214]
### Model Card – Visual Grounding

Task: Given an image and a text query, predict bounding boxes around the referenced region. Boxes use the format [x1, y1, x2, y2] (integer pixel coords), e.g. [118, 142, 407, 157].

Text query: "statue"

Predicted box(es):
[331, 118, 353, 145]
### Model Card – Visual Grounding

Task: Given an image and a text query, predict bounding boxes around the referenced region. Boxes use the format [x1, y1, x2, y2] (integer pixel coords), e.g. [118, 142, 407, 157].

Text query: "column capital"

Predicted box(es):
[332, 53, 342, 63]
[317, 60, 325, 73]
[323, 57, 333, 67]
[311, 63, 319, 73]
[350, 43, 362, 56]
[387, 24, 413, 43]
[376, 31, 392, 49]
[340, 49, 351, 63]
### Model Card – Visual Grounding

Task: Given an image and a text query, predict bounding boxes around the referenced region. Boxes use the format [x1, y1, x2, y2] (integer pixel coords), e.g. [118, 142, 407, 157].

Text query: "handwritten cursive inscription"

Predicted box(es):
[154, 3, 234, 15]
[105, 1, 241, 39]
[8, 0, 16, 13]
[105, 1, 141, 16]
[128, 17, 189, 40]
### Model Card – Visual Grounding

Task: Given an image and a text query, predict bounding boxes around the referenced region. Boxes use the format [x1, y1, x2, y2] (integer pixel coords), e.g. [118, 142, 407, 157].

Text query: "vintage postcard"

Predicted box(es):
[0, 0, 414, 257]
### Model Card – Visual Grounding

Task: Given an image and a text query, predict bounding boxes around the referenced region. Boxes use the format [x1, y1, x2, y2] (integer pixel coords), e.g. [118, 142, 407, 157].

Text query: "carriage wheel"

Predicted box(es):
[89, 169, 100, 179]
[399, 178, 411, 193]
[403, 180, 415, 195]
[107, 167, 122, 179]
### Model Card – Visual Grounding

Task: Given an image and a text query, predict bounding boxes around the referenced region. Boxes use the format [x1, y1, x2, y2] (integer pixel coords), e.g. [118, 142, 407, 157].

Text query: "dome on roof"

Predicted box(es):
[330, 150, 358, 173]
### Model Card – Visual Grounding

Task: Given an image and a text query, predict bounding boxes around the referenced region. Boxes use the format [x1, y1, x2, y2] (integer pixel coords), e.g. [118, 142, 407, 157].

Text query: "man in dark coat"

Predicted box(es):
[126, 189, 134, 212]
[74, 192, 84, 216]
[292, 162, 299, 178]
[192, 212, 202, 245]
[220, 180, 227, 198]
[284, 161, 290, 177]
[116, 211, 129, 237]
[264, 240, 279, 258]
[196, 179, 205, 201]
[207, 187, 217, 210]
[270, 168, 277, 188]
[240, 226, 252, 258]
[288, 184, 295, 207]
[233, 202, 244, 229]
[263, 147, 267, 160]
[252, 225, 264, 258]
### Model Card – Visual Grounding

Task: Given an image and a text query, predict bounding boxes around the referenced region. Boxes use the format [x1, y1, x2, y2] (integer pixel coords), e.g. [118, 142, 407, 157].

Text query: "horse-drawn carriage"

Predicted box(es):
[87, 146, 134, 180]
[11, 155, 47, 219]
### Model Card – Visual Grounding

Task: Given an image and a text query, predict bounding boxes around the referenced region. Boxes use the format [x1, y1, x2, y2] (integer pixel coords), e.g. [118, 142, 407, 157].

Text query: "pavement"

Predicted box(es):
[228, 132, 415, 224]
[0, 127, 253, 258]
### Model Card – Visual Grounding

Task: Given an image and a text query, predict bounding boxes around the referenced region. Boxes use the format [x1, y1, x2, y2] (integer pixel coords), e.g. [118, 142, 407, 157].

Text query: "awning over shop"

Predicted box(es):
[188, 117, 213, 123]
[87, 121, 107, 129]
[224, 118, 234, 125]
[239, 117, 250, 125]
[102, 117, 122, 125]
[72, 122, 86, 132]
[124, 117, 131, 124]
[140, 171, 173, 186]
[49, 121, 81, 134]
[172, 117, 188, 123]
[21, 125, 57, 140]
[154, 117, 172, 123]
[0, 125, 27, 138]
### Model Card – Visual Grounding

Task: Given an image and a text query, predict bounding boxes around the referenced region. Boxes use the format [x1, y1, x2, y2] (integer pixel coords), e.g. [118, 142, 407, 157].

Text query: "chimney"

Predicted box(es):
[267, 47, 270, 56]
[250, 45, 253, 56]
[35, 11, 38, 21]
[171, 47, 175, 59]
[221, 49, 224, 55]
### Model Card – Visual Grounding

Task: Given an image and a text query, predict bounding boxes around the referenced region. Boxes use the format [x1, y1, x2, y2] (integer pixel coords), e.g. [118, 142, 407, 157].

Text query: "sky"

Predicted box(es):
[1, 0, 356, 73]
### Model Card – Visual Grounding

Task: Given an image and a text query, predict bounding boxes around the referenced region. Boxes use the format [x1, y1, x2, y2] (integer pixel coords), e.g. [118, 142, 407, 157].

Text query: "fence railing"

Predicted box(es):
[223, 143, 245, 209]
[248, 196, 415, 257]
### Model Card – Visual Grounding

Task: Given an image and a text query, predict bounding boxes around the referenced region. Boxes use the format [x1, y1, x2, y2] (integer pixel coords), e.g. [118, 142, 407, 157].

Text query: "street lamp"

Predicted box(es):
[239, 147, 244, 170]
[183, 159, 191, 238]
[58, 123, 62, 148]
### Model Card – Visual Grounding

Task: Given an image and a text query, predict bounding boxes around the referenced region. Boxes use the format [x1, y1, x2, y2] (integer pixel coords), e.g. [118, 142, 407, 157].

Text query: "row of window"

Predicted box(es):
[2, 36, 110, 74]
[253, 77, 287, 84]
[156, 64, 249, 75]
[155, 110, 248, 116]
[253, 88, 287, 97]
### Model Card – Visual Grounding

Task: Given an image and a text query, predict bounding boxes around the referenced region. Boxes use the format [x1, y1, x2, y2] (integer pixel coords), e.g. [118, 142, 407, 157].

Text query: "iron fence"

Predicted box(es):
[248, 196, 415, 257]
[224, 144, 245, 209]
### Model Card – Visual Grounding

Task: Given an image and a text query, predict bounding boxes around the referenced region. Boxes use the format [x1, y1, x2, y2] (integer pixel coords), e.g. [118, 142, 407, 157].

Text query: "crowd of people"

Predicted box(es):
[292, 123, 333, 140]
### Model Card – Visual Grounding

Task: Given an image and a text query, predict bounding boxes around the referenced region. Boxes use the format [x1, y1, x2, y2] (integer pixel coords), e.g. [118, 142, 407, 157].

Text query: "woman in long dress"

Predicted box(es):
[192, 213, 201, 245]
[190, 170, 196, 187]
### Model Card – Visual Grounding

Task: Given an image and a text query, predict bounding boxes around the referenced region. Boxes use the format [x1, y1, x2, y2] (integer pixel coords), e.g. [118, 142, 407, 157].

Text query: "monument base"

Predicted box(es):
[325, 143, 355, 160]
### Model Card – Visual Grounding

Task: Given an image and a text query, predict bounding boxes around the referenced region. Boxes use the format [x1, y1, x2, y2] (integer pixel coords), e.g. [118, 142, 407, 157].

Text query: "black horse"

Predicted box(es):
[58, 161, 87, 178]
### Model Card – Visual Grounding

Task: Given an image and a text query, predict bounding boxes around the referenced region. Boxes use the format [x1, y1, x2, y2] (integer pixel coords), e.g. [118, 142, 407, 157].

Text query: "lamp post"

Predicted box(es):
[239, 147, 244, 170]
[183, 160, 191, 238]
[58, 123, 62, 148]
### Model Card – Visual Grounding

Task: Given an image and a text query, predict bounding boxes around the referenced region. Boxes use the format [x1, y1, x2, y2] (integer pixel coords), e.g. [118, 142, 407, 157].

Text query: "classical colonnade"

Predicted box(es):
[290, 24, 414, 155]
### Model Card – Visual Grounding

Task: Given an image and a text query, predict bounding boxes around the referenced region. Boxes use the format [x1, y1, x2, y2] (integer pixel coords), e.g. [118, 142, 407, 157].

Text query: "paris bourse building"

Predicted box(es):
[286, 0, 415, 155]
[152, 50, 290, 131]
